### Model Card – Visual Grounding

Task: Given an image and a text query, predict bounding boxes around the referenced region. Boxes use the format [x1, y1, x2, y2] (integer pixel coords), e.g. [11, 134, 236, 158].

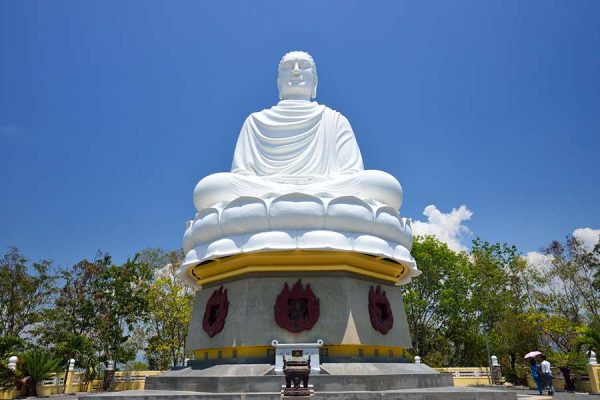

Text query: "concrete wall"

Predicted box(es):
[187, 274, 412, 351]
[0, 370, 163, 399]
[589, 364, 600, 393]
[435, 367, 492, 386]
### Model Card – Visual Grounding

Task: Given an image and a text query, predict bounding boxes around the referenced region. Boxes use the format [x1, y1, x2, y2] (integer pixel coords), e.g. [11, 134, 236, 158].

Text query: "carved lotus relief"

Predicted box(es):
[202, 286, 229, 337]
[274, 280, 320, 333]
[368, 285, 394, 334]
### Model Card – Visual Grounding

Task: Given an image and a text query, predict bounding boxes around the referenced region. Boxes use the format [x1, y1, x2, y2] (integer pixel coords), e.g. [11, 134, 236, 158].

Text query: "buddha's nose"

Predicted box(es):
[293, 61, 301, 74]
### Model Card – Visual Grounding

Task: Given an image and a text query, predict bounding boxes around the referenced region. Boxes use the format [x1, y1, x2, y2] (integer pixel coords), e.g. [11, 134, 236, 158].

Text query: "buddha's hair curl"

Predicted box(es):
[277, 51, 318, 99]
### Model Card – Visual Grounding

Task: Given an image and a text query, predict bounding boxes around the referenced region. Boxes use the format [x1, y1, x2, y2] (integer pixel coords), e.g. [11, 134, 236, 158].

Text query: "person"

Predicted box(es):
[540, 354, 554, 395]
[529, 357, 543, 395]
[192, 51, 404, 212]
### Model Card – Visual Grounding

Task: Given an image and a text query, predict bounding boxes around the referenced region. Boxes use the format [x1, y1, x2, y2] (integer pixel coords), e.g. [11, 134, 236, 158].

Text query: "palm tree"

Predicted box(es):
[575, 326, 600, 356]
[56, 334, 96, 393]
[550, 352, 587, 392]
[21, 350, 61, 397]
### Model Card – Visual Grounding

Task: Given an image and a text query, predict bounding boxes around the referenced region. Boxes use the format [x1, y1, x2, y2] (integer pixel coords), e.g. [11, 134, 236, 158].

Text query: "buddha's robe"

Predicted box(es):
[193, 100, 403, 211]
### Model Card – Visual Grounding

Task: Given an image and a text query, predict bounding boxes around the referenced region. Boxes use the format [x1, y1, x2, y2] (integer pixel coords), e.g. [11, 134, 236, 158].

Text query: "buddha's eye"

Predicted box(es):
[298, 60, 311, 69]
[282, 61, 295, 70]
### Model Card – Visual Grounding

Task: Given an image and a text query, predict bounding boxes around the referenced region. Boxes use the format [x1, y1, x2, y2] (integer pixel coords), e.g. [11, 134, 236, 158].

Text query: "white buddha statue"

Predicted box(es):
[181, 51, 419, 286]
[193, 51, 403, 212]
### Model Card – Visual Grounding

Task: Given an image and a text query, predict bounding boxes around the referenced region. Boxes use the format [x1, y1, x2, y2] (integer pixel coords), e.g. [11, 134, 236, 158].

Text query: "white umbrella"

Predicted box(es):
[524, 351, 542, 359]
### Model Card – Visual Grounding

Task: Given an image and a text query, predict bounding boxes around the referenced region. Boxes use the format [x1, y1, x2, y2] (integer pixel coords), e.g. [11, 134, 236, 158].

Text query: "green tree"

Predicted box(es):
[513, 233, 600, 386]
[490, 312, 540, 381]
[35, 252, 153, 369]
[91, 255, 153, 366]
[0, 247, 55, 338]
[401, 236, 472, 366]
[468, 239, 540, 375]
[34, 258, 102, 346]
[140, 249, 193, 370]
[127, 360, 149, 371]
[404, 236, 541, 373]
[525, 235, 600, 354]
[537, 236, 600, 324]
[0, 336, 26, 362]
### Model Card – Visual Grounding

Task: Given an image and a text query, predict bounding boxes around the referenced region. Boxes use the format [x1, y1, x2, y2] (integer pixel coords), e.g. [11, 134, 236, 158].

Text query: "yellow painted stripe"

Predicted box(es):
[189, 250, 408, 287]
[197, 264, 398, 286]
[192, 346, 272, 360]
[190, 345, 406, 360]
[323, 345, 406, 358]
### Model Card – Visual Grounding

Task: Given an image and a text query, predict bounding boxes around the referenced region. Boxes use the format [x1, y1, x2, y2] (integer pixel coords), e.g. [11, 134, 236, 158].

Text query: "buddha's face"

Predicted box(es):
[277, 52, 317, 101]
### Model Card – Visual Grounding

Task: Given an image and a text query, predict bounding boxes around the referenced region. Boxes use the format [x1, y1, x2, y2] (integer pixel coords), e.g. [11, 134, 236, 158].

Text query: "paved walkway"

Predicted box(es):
[501, 387, 600, 400]
[16, 388, 600, 399]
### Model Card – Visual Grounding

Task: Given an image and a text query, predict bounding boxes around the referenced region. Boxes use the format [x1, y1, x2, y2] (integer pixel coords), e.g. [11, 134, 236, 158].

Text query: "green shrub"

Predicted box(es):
[21, 350, 61, 394]
[0, 363, 18, 390]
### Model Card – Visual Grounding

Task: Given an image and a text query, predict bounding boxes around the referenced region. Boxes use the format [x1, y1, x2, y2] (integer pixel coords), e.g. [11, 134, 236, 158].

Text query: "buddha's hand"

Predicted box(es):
[263, 174, 327, 185]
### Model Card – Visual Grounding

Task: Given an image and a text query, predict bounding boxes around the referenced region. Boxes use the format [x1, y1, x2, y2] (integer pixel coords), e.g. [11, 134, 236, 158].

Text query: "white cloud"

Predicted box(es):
[524, 251, 553, 274]
[523, 227, 598, 275]
[412, 204, 473, 252]
[154, 263, 175, 279]
[572, 227, 600, 252]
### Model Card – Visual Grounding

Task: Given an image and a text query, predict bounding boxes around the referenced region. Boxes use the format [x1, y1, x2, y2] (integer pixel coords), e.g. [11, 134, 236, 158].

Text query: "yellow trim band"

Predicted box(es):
[193, 346, 272, 360]
[192, 345, 406, 360]
[189, 250, 407, 287]
[323, 345, 405, 358]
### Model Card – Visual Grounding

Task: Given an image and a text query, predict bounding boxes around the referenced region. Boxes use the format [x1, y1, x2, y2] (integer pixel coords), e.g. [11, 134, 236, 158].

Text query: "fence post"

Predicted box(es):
[491, 355, 502, 384]
[102, 361, 115, 392]
[8, 356, 18, 370]
[589, 351, 600, 395]
[64, 359, 75, 394]
[589, 365, 600, 394]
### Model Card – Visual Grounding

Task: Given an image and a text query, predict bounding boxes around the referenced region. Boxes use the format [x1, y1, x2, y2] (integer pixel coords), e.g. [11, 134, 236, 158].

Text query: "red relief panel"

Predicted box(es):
[368, 285, 394, 334]
[274, 279, 320, 333]
[202, 286, 229, 337]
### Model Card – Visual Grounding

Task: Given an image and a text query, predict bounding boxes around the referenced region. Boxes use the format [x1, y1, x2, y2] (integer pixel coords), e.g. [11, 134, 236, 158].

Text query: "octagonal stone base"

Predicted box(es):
[187, 272, 411, 362]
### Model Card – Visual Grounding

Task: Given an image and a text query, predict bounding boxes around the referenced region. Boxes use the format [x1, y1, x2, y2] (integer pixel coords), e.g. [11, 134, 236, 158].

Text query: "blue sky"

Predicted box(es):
[1, 1, 599, 267]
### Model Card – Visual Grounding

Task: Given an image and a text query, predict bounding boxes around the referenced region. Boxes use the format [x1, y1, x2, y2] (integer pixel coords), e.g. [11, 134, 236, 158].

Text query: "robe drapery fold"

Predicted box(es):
[193, 100, 403, 210]
[231, 100, 364, 176]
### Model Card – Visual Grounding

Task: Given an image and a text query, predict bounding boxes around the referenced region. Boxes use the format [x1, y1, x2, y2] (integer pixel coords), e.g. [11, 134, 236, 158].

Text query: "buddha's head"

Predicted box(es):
[277, 51, 318, 101]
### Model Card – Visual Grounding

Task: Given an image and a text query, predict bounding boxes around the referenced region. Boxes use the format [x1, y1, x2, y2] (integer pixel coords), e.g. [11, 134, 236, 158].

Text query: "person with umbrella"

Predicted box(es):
[525, 351, 543, 395]
[540, 354, 554, 395]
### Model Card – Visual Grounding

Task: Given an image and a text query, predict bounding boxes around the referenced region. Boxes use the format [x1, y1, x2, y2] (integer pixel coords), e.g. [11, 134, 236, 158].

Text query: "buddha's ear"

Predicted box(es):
[277, 79, 283, 100]
[311, 78, 318, 99]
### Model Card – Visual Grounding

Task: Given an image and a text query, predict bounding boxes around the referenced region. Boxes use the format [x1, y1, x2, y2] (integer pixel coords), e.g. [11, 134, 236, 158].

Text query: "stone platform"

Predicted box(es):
[78, 363, 517, 400]
[79, 387, 516, 399]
